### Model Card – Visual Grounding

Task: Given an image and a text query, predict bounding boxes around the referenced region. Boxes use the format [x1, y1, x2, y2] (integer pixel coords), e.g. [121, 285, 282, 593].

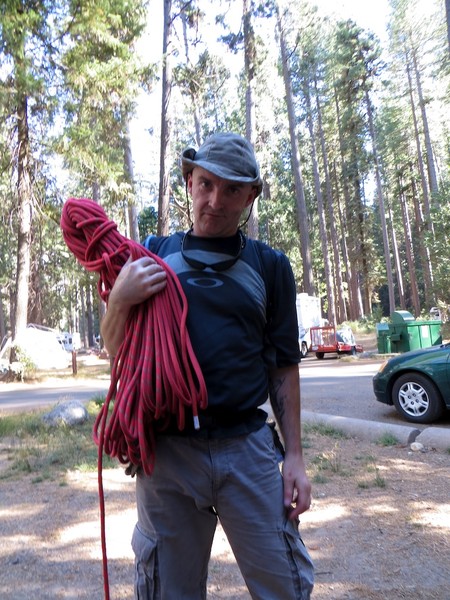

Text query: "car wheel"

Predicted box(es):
[391, 373, 445, 424]
[316, 352, 324, 360]
[301, 341, 308, 358]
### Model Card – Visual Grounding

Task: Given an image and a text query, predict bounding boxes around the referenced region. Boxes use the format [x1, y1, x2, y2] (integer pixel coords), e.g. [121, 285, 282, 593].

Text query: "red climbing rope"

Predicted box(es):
[60, 197, 208, 599]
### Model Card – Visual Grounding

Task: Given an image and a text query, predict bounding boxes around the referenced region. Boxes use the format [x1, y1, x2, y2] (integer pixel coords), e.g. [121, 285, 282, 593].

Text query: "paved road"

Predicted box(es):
[299, 354, 450, 430]
[0, 379, 110, 413]
[1, 356, 449, 430]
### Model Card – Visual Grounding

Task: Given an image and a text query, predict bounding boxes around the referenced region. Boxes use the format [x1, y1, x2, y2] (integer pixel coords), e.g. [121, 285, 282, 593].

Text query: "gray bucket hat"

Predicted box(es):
[181, 132, 262, 197]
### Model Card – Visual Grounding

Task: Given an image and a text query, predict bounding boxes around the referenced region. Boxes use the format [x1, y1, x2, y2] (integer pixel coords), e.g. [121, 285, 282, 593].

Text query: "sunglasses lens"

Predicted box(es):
[181, 230, 244, 272]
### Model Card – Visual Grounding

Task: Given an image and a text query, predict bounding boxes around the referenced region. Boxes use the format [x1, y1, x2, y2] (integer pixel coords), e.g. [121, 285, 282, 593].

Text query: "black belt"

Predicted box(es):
[197, 408, 259, 429]
[161, 407, 267, 438]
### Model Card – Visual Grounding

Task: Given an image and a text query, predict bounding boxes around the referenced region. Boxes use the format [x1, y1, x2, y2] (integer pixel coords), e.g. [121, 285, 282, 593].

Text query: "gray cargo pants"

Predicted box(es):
[132, 423, 314, 599]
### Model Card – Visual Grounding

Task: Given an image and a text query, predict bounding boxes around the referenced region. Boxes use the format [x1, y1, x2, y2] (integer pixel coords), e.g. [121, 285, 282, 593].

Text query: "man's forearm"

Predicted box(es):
[100, 303, 130, 357]
[268, 364, 303, 455]
[269, 363, 311, 517]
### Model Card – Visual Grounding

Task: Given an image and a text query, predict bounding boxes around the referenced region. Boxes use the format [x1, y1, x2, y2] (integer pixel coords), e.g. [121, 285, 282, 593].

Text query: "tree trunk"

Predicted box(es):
[405, 55, 434, 239]
[0, 292, 7, 343]
[92, 181, 101, 203]
[410, 45, 438, 200]
[27, 256, 41, 325]
[409, 164, 434, 307]
[399, 184, 421, 316]
[405, 56, 434, 304]
[333, 90, 361, 320]
[13, 94, 33, 341]
[123, 117, 139, 241]
[243, 0, 259, 239]
[386, 198, 406, 310]
[446, 0, 450, 53]
[305, 77, 335, 324]
[315, 82, 347, 323]
[86, 284, 95, 347]
[181, 9, 201, 146]
[158, 0, 172, 236]
[276, 7, 315, 294]
[79, 284, 87, 348]
[365, 90, 396, 315]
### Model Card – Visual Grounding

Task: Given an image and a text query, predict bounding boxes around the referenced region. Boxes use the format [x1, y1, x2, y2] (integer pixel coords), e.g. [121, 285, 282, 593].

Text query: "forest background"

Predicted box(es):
[0, 0, 449, 351]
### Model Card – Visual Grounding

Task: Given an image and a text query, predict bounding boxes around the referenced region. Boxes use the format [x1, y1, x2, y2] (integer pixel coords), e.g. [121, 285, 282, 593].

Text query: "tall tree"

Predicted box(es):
[1, 0, 449, 341]
[61, 0, 148, 216]
[158, 0, 173, 236]
[123, 118, 139, 241]
[317, 93, 348, 323]
[178, 2, 204, 146]
[275, 3, 315, 295]
[332, 20, 381, 318]
[365, 90, 396, 314]
[446, 0, 450, 52]
[60, 0, 149, 339]
[242, 0, 259, 239]
[0, 0, 58, 342]
[293, 41, 336, 322]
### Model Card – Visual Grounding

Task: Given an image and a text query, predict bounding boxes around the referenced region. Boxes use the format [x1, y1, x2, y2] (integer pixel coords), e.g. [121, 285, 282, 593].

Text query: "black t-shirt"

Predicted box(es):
[145, 231, 300, 435]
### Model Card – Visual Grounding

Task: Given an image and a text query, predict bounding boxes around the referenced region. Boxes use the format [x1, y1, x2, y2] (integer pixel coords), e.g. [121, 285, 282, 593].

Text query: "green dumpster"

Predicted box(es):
[414, 320, 442, 348]
[376, 322, 391, 353]
[388, 311, 442, 353]
[388, 311, 414, 352]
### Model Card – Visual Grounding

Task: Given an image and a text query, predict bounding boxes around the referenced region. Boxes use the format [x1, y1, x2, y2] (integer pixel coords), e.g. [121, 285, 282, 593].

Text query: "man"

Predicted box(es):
[101, 132, 314, 599]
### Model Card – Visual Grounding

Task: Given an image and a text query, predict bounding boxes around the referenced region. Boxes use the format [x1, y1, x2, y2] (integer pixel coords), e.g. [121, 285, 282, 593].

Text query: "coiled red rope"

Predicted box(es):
[61, 197, 207, 598]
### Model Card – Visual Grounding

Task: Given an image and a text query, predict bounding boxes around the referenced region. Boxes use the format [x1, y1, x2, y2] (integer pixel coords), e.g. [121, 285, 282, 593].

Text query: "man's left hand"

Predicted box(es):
[282, 453, 312, 520]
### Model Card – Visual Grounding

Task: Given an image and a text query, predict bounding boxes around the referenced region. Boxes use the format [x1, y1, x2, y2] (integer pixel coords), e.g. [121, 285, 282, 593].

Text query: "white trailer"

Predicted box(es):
[59, 331, 81, 352]
[296, 294, 322, 357]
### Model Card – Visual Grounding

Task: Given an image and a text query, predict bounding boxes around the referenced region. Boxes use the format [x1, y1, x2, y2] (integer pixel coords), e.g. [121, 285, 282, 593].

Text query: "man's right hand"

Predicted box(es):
[109, 257, 167, 309]
[101, 257, 167, 356]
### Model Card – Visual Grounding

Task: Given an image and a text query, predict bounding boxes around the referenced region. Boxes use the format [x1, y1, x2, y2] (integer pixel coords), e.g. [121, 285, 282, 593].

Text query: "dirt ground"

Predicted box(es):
[1, 427, 449, 600]
[1, 335, 449, 599]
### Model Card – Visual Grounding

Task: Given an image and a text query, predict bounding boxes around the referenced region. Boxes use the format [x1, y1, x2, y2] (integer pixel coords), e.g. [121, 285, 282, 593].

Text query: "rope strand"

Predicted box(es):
[61, 197, 207, 599]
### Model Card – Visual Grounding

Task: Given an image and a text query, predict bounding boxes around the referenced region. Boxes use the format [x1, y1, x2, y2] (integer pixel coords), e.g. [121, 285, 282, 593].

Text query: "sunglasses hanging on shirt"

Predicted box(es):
[181, 228, 246, 272]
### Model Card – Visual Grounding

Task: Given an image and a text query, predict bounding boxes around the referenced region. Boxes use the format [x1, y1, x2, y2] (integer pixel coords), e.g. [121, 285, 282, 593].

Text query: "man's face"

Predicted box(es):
[188, 167, 257, 237]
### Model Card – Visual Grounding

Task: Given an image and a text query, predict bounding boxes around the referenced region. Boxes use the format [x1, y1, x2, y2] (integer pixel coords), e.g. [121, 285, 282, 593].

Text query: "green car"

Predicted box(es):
[373, 343, 450, 423]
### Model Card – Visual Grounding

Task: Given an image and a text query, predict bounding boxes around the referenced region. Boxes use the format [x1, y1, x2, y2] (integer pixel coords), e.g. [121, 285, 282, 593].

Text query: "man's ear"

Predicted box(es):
[246, 187, 258, 207]
[187, 172, 193, 194]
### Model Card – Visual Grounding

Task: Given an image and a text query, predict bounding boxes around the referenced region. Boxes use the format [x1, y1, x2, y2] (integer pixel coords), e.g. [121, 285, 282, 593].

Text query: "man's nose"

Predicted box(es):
[208, 187, 225, 208]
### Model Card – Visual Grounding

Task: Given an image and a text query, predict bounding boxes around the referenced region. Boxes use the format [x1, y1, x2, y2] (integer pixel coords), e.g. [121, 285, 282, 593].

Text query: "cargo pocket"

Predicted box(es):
[283, 522, 315, 600]
[131, 525, 160, 600]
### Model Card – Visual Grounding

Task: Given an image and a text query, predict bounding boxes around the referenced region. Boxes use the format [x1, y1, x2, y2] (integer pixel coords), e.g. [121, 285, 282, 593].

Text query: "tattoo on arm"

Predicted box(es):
[269, 375, 286, 422]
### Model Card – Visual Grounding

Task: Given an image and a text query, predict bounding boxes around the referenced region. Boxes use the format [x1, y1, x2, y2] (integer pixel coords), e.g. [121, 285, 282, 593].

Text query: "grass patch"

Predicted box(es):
[0, 401, 115, 481]
[312, 472, 329, 484]
[377, 432, 399, 447]
[303, 422, 349, 440]
[23, 356, 111, 384]
[303, 425, 349, 478]
[374, 468, 387, 487]
[356, 455, 387, 489]
[355, 453, 377, 464]
[301, 438, 313, 449]
[357, 467, 386, 489]
[0, 411, 49, 438]
[310, 443, 344, 475]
